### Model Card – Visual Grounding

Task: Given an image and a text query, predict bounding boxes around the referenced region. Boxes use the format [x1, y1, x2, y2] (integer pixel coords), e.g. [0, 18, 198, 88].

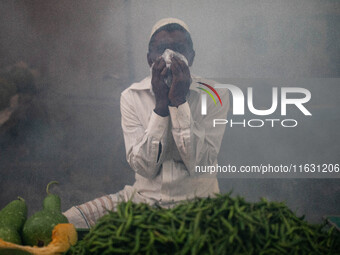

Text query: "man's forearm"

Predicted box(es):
[121, 92, 169, 179]
[169, 101, 227, 175]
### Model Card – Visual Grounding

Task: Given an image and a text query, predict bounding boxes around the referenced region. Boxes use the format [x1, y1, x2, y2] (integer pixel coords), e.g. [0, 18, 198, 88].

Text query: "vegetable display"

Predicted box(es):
[22, 181, 69, 247]
[0, 197, 27, 245]
[0, 223, 77, 255]
[0, 181, 76, 255]
[68, 193, 340, 255]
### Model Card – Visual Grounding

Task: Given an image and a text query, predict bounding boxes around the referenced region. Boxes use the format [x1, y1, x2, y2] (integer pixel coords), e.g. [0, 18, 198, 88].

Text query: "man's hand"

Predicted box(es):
[169, 55, 191, 107]
[151, 56, 170, 116]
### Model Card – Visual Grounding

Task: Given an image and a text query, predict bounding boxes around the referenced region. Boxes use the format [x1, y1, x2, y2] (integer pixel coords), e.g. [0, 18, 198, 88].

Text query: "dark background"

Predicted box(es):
[0, 0, 339, 222]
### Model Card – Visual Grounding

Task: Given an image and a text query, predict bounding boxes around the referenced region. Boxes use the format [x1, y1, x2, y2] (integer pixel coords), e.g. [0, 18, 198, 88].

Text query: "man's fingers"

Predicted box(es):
[171, 56, 190, 74]
[152, 58, 167, 80]
[160, 66, 168, 76]
[158, 58, 166, 70]
[154, 57, 168, 77]
[172, 56, 185, 67]
[171, 57, 182, 74]
[174, 56, 190, 74]
[153, 57, 164, 71]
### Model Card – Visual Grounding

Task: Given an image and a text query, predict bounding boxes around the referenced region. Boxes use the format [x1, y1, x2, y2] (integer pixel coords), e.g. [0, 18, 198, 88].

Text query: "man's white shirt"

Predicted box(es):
[121, 75, 229, 205]
[63, 75, 229, 228]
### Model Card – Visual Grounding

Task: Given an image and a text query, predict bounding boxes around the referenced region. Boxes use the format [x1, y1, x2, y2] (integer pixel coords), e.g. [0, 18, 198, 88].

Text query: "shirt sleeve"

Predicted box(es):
[120, 91, 169, 179]
[168, 89, 229, 175]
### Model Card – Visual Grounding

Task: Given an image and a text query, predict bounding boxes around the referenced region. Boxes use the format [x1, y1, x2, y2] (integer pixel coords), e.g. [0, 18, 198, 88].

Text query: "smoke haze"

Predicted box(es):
[0, 0, 339, 222]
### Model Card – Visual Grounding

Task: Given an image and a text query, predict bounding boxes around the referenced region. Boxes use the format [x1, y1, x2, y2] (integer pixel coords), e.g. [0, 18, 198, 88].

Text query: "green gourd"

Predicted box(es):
[22, 181, 68, 247]
[0, 197, 27, 245]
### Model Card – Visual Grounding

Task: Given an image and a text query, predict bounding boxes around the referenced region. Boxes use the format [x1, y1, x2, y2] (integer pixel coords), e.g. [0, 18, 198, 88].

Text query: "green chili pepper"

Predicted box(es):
[66, 193, 340, 255]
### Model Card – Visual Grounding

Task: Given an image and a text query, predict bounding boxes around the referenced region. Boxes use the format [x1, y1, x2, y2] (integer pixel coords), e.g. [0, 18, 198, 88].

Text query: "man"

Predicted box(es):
[63, 18, 229, 228]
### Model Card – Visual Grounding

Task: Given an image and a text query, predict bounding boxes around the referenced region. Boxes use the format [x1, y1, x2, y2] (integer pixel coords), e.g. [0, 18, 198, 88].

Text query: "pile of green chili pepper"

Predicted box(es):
[67, 193, 340, 254]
